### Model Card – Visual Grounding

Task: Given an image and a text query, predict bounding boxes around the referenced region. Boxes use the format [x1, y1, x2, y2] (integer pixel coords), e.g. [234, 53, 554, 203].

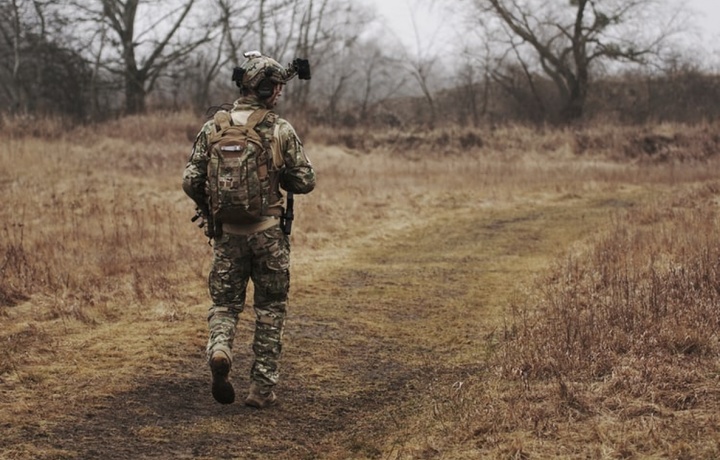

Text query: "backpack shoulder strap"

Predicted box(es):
[246, 109, 283, 169]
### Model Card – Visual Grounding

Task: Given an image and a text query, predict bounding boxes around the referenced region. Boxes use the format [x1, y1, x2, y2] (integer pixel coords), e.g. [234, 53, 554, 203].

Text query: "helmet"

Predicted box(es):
[232, 51, 288, 97]
[232, 51, 311, 97]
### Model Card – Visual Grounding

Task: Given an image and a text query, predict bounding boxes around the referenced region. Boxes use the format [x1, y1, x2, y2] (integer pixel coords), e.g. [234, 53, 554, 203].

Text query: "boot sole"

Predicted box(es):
[210, 355, 235, 404]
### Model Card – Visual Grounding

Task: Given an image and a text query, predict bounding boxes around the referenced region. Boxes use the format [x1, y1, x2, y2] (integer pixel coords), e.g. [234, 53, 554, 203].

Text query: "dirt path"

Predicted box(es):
[0, 184, 645, 460]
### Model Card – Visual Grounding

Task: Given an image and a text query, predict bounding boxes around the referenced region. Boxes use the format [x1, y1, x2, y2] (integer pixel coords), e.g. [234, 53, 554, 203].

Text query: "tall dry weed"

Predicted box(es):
[500, 183, 720, 392]
[0, 113, 74, 140]
[0, 112, 207, 321]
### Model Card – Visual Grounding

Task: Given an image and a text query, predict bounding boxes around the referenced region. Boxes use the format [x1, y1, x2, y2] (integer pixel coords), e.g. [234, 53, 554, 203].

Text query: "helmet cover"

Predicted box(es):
[234, 52, 288, 91]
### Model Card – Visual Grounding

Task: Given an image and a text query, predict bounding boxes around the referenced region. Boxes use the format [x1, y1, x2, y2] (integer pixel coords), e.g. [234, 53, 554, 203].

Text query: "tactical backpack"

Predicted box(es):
[205, 109, 283, 225]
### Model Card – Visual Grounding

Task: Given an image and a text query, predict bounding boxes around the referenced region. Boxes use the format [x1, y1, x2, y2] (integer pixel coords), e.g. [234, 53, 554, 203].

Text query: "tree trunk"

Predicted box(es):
[125, 74, 146, 114]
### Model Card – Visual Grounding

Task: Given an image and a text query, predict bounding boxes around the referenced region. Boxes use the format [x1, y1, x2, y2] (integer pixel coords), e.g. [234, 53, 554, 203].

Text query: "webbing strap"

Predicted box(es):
[246, 109, 270, 130]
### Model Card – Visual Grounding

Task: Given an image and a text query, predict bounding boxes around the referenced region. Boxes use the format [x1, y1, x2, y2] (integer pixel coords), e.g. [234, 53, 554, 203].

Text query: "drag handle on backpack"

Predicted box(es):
[281, 192, 295, 235]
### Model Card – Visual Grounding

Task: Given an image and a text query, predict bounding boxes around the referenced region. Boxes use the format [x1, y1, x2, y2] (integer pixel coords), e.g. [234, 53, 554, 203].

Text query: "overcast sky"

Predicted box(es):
[685, 0, 720, 37]
[369, 0, 720, 58]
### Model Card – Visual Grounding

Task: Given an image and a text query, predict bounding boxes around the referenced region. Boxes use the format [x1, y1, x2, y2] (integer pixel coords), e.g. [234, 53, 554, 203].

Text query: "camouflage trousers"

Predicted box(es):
[206, 224, 290, 388]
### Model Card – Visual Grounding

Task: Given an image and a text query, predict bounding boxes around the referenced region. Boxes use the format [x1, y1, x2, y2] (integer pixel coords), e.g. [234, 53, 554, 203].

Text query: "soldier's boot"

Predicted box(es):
[244, 382, 277, 409]
[209, 349, 235, 404]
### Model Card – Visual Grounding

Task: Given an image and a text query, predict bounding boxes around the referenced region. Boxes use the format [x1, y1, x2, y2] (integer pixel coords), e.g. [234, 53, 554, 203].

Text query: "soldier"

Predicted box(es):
[182, 51, 315, 408]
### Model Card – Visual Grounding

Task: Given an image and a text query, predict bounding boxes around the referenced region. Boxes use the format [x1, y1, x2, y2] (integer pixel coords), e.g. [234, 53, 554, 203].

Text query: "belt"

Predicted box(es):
[222, 217, 280, 235]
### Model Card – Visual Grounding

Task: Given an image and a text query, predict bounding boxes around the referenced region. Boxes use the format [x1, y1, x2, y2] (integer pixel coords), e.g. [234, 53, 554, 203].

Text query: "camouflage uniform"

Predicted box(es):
[183, 95, 315, 392]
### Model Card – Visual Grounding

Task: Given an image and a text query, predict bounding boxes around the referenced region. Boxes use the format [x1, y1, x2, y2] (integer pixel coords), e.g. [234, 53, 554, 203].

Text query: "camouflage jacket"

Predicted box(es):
[182, 96, 316, 225]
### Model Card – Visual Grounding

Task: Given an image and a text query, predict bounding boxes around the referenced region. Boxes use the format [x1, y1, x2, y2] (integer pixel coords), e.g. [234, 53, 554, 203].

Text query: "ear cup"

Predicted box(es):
[256, 79, 274, 98]
[231, 67, 245, 88]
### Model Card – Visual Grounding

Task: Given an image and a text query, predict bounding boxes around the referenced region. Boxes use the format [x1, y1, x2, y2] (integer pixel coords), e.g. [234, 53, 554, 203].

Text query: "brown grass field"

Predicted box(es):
[1, 113, 720, 459]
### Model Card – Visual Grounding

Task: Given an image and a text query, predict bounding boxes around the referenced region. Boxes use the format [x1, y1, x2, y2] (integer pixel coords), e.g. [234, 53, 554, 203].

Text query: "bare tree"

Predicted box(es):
[158, 0, 377, 116]
[0, 0, 24, 111]
[87, 23, 109, 117]
[77, 0, 211, 114]
[471, 0, 684, 122]
[0, 0, 90, 117]
[356, 44, 407, 121]
[455, 61, 482, 126]
[286, 0, 334, 110]
[260, 0, 374, 113]
[393, 2, 447, 128]
[184, 0, 258, 111]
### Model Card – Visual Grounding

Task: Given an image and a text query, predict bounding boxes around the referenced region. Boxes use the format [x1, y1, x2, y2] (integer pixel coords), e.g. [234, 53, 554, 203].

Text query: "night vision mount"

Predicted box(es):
[288, 58, 311, 81]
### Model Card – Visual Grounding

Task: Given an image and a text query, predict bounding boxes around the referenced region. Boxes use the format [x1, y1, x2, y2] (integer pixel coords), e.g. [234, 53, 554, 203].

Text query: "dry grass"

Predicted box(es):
[1, 113, 720, 459]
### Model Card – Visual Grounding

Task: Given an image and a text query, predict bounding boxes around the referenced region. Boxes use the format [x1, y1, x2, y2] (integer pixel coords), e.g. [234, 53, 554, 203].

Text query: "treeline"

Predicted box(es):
[433, 70, 720, 127]
[1, 0, 718, 127]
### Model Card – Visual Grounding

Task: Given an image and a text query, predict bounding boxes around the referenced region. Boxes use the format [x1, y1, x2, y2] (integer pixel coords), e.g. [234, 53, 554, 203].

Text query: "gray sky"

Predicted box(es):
[370, 0, 720, 54]
[687, 0, 720, 38]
